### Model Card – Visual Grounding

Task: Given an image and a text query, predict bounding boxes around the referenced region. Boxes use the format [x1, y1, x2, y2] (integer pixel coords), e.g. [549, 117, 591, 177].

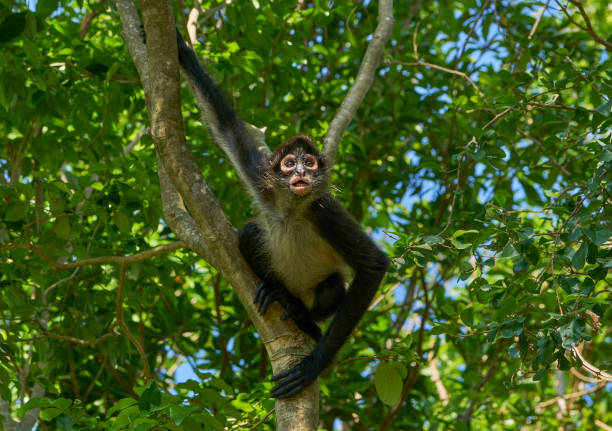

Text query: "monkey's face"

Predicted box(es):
[279, 149, 320, 197]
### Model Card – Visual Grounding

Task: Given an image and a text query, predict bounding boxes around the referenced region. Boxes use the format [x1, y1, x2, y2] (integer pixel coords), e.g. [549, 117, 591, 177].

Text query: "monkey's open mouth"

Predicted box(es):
[291, 179, 311, 196]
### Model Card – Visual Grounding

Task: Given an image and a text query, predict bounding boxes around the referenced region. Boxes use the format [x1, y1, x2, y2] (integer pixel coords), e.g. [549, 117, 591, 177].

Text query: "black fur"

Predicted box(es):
[176, 30, 389, 398]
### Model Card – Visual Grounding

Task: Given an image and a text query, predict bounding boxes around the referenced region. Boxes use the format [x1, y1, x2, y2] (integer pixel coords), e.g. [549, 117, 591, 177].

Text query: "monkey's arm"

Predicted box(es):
[270, 194, 390, 398]
[176, 31, 264, 188]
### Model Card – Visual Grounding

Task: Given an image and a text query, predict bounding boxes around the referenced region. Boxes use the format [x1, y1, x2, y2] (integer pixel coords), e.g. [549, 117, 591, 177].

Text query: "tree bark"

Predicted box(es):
[117, 0, 319, 428]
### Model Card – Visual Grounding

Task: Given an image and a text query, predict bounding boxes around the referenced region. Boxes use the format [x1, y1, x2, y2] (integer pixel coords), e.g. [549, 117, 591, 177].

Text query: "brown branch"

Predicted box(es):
[36, 321, 120, 346]
[67, 352, 82, 399]
[595, 420, 612, 431]
[116, 263, 151, 382]
[453, 0, 491, 67]
[570, 367, 603, 383]
[83, 356, 106, 403]
[517, 129, 571, 176]
[248, 407, 276, 431]
[121, 0, 321, 427]
[558, 0, 612, 50]
[571, 347, 612, 382]
[55, 242, 184, 270]
[529, 0, 550, 39]
[428, 349, 450, 406]
[323, 0, 394, 166]
[2, 238, 183, 271]
[102, 355, 138, 398]
[535, 381, 606, 408]
[391, 59, 485, 100]
[437, 145, 470, 237]
[482, 107, 515, 130]
[213, 272, 230, 378]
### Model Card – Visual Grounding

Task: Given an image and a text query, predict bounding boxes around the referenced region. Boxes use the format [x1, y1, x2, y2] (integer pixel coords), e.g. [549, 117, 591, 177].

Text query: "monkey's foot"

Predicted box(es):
[271, 353, 320, 398]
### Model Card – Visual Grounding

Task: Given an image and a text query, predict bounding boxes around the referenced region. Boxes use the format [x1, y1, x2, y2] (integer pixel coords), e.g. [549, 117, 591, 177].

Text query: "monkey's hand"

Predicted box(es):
[254, 280, 322, 341]
[270, 352, 322, 398]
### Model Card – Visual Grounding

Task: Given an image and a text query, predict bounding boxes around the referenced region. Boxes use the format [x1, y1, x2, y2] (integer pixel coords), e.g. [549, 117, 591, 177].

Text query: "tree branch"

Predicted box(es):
[118, 0, 320, 428]
[323, 0, 394, 166]
[557, 0, 612, 50]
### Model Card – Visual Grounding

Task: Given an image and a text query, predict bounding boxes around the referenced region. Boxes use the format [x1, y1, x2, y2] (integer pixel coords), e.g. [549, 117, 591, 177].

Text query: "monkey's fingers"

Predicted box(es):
[270, 369, 310, 398]
[270, 357, 317, 398]
[254, 282, 281, 314]
[253, 282, 267, 304]
[258, 293, 278, 314]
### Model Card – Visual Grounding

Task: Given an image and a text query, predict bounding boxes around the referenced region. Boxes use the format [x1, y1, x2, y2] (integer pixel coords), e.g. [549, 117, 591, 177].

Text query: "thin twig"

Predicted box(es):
[529, 0, 550, 39]
[571, 347, 612, 382]
[595, 420, 612, 431]
[392, 60, 485, 100]
[535, 381, 606, 408]
[116, 263, 151, 382]
[560, 0, 612, 50]
[35, 321, 119, 346]
[482, 107, 514, 130]
[453, 0, 491, 67]
[213, 272, 230, 378]
[517, 129, 570, 176]
[248, 408, 275, 431]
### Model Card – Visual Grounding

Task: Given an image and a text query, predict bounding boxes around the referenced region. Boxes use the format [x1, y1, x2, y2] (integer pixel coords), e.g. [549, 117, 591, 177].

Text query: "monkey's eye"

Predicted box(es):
[280, 155, 297, 174]
[304, 156, 318, 170]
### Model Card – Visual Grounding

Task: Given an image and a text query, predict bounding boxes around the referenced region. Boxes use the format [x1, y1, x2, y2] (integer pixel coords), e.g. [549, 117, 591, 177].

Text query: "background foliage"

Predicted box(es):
[1, 0, 611, 429]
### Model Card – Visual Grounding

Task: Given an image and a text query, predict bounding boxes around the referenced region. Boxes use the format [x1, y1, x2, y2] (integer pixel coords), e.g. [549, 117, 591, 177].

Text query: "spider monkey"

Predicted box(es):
[175, 30, 389, 398]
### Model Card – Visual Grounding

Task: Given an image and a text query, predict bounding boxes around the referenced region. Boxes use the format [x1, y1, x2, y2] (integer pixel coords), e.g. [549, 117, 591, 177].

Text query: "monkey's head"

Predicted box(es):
[267, 135, 328, 199]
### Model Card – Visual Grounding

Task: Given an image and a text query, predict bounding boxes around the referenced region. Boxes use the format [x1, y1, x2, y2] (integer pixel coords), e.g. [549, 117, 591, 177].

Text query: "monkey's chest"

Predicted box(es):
[265, 219, 347, 309]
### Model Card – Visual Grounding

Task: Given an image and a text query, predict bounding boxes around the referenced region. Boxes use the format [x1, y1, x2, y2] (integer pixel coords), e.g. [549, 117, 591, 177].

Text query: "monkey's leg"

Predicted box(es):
[309, 272, 346, 321]
[239, 222, 322, 341]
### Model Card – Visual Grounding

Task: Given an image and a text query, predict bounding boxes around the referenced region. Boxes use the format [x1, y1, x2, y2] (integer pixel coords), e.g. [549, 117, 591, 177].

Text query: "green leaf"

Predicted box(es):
[4, 201, 28, 221]
[131, 420, 156, 431]
[501, 241, 518, 258]
[586, 243, 598, 264]
[572, 242, 587, 269]
[588, 266, 608, 281]
[138, 384, 161, 412]
[460, 307, 474, 327]
[501, 318, 523, 338]
[113, 211, 131, 233]
[106, 398, 137, 418]
[17, 397, 52, 418]
[0, 13, 27, 43]
[600, 150, 612, 162]
[559, 318, 586, 349]
[374, 362, 403, 406]
[422, 235, 444, 245]
[595, 99, 612, 116]
[40, 407, 63, 421]
[533, 368, 548, 381]
[50, 398, 72, 411]
[170, 405, 199, 425]
[508, 344, 520, 359]
[452, 229, 478, 239]
[450, 239, 472, 250]
[582, 227, 612, 246]
[53, 217, 71, 239]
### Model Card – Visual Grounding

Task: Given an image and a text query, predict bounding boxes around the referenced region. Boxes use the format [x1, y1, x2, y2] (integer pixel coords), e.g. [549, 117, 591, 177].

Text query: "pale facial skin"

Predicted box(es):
[280, 152, 319, 196]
